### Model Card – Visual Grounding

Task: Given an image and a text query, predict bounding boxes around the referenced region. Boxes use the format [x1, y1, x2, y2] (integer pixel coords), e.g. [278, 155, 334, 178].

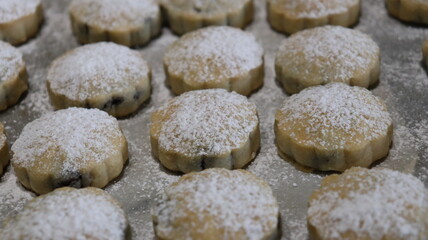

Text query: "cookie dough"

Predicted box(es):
[275, 26, 380, 94]
[308, 167, 428, 240]
[274, 83, 393, 171]
[152, 168, 279, 240]
[267, 0, 360, 34]
[68, 0, 162, 47]
[47, 42, 151, 117]
[161, 0, 253, 35]
[150, 89, 260, 173]
[0, 41, 28, 111]
[12, 108, 128, 195]
[164, 26, 263, 96]
[0, 187, 129, 240]
[0, 0, 43, 45]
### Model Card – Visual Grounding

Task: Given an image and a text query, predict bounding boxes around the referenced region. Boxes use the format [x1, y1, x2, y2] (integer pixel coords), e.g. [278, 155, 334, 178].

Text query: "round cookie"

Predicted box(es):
[47, 42, 151, 117]
[0, 122, 9, 176]
[307, 167, 428, 240]
[0, 41, 28, 111]
[267, 0, 360, 34]
[275, 26, 380, 94]
[0, 0, 43, 45]
[11, 108, 128, 195]
[0, 187, 129, 240]
[386, 0, 428, 24]
[274, 83, 393, 172]
[152, 168, 279, 240]
[68, 0, 162, 47]
[164, 26, 264, 96]
[150, 89, 260, 173]
[161, 0, 253, 35]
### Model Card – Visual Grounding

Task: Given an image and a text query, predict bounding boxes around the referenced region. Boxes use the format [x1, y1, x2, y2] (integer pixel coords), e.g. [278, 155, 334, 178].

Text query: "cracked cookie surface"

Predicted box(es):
[11, 108, 128, 195]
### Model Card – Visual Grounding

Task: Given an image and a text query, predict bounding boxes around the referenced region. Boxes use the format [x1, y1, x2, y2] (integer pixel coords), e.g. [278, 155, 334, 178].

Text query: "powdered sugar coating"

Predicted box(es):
[0, 41, 24, 82]
[69, 0, 159, 30]
[47, 42, 150, 102]
[276, 26, 379, 84]
[153, 89, 258, 157]
[0, 187, 128, 240]
[12, 107, 123, 174]
[164, 26, 263, 84]
[268, 0, 358, 18]
[276, 83, 392, 149]
[152, 169, 279, 240]
[308, 167, 428, 239]
[0, 0, 40, 23]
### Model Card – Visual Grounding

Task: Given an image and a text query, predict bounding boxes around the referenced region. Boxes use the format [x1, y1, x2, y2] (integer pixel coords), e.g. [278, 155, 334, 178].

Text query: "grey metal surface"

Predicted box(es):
[0, 0, 427, 239]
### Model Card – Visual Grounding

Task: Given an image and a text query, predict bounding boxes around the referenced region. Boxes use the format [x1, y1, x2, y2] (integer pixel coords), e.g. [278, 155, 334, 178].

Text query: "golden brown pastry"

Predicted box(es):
[308, 167, 428, 240]
[47, 42, 151, 117]
[0, 0, 43, 45]
[161, 0, 253, 35]
[267, 0, 360, 34]
[274, 83, 393, 171]
[68, 0, 162, 47]
[11, 108, 128, 195]
[0, 41, 28, 111]
[164, 26, 263, 96]
[0, 187, 129, 240]
[150, 89, 260, 173]
[275, 26, 380, 94]
[152, 168, 279, 240]
[386, 0, 428, 25]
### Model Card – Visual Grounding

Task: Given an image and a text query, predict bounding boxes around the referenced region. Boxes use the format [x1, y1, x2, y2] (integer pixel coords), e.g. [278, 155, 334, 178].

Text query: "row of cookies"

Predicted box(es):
[0, 24, 385, 118]
[2, 0, 427, 47]
[1, 167, 426, 239]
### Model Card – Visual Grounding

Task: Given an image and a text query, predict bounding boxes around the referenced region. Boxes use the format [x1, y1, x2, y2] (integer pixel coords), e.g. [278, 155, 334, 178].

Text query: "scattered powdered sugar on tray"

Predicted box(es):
[276, 26, 379, 83]
[69, 0, 159, 30]
[0, 170, 34, 225]
[276, 83, 392, 148]
[154, 89, 258, 156]
[269, 0, 357, 18]
[47, 42, 150, 101]
[164, 26, 263, 83]
[11, 107, 123, 173]
[0, 187, 128, 240]
[308, 167, 428, 239]
[152, 168, 279, 240]
[0, 41, 24, 82]
[0, 0, 40, 23]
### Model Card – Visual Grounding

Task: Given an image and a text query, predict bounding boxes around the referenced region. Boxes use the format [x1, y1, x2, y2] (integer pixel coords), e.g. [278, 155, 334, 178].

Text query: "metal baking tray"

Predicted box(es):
[0, 0, 427, 239]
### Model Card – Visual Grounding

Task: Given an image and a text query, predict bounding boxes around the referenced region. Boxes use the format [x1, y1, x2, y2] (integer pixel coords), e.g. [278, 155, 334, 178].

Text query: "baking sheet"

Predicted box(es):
[1, 0, 427, 239]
